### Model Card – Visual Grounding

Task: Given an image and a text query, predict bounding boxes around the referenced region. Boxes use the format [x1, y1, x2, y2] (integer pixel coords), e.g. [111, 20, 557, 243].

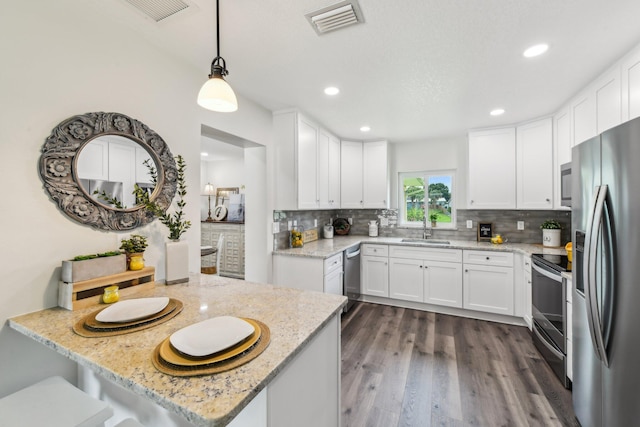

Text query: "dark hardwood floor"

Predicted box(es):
[341, 302, 578, 427]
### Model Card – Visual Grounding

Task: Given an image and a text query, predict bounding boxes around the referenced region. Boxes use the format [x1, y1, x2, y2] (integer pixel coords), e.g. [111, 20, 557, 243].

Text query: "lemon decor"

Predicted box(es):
[102, 285, 120, 304]
[290, 226, 304, 248]
[490, 234, 504, 244]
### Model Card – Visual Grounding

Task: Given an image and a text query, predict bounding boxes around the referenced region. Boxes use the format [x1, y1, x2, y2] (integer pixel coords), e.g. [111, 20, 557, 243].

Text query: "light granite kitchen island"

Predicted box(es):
[8, 274, 347, 427]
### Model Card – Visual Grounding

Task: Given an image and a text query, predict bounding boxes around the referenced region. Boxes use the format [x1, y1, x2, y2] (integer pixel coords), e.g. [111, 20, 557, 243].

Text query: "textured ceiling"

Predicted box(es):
[94, 0, 640, 143]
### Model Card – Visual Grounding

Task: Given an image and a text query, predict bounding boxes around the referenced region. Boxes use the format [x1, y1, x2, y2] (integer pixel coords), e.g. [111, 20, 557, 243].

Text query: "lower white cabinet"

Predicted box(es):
[361, 253, 389, 298]
[463, 264, 514, 315]
[424, 260, 463, 308]
[324, 253, 344, 295]
[389, 258, 424, 302]
[273, 251, 343, 295]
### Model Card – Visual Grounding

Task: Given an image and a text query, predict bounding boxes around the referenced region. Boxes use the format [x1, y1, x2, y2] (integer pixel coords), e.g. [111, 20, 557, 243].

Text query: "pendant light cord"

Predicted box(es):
[216, 0, 220, 58]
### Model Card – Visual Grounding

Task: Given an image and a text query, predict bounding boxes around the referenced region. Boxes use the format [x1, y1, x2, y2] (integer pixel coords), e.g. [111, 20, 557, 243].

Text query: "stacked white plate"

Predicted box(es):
[96, 297, 170, 323]
[170, 316, 255, 357]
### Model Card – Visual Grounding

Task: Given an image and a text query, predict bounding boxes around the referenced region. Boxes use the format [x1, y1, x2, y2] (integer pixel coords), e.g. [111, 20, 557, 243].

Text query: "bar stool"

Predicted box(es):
[0, 376, 113, 427]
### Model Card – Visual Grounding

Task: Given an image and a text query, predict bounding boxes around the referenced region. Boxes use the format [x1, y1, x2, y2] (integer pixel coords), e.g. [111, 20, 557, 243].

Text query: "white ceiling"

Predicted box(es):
[96, 0, 640, 143]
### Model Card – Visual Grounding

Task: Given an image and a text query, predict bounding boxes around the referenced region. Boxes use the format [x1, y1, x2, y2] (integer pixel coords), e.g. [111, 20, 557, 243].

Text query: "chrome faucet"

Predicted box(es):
[423, 214, 432, 239]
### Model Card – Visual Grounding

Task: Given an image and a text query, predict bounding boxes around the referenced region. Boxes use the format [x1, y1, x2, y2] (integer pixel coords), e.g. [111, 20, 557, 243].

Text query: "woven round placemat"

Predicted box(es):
[72, 299, 183, 337]
[151, 319, 271, 377]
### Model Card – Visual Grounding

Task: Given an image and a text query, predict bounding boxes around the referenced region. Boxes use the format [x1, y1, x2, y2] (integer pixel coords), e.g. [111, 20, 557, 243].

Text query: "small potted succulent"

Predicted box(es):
[429, 212, 438, 227]
[540, 219, 562, 247]
[61, 251, 126, 283]
[120, 234, 148, 270]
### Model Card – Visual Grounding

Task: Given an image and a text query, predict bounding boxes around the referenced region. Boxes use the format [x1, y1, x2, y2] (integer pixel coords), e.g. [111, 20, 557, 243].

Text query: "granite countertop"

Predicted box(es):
[8, 275, 346, 427]
[273, 235, 567, 259]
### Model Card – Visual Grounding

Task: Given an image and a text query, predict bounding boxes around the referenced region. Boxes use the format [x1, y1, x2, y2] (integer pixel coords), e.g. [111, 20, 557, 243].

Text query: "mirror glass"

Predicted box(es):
[40, 112, 177, 231]
[76, 135, 157, 210]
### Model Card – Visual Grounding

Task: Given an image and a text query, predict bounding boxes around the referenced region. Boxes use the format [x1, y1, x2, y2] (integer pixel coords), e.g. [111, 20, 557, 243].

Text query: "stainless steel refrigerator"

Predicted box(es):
[572, 116, 640, 426]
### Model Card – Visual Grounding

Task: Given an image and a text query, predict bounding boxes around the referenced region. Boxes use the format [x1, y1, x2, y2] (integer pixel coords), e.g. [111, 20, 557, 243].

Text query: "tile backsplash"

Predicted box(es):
[273, 208, 571, 250]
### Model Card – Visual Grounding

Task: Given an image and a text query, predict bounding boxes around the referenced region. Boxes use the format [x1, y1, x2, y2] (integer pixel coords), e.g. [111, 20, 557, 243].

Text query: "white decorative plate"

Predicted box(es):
[95, 297, 170, 323]
[169, 316, 255, 357]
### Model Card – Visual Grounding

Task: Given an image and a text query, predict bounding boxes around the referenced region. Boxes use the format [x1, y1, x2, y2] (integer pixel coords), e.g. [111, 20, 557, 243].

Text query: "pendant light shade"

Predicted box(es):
[197, 0, 238, 112]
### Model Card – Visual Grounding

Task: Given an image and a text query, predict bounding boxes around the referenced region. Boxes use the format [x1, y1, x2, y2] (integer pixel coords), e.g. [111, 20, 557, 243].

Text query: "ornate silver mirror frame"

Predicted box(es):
[39, 112, 177, 231]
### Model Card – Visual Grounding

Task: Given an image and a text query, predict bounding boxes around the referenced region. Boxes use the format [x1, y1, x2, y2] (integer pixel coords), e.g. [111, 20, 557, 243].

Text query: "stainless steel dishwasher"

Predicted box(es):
[343, 244, 361, 312]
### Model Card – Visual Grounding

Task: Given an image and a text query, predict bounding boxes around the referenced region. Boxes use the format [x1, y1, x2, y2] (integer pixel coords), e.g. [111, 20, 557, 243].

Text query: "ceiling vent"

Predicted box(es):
[124, 0, 190, 22]
[305, 0, 364, 35]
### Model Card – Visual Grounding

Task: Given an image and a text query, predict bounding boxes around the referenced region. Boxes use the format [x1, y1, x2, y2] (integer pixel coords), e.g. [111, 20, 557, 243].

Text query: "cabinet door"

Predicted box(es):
[77, 138, 108, 180]
[594, 67, 622, 134]
[389, 258, 423, 302]
[516, 118, 553, 209]
[340, 141, 363, 208]
[135, 146, 153, 184]
[297, 117, 319, 209]
[324, 269, 344, 296]
[467, 128, 516, 209]
[317, 130, 330, 209]
[572, 92, 596, 146]
[463, 264, 514, 315]
[108, 139, 136, 208]
[328, 135, 341, 208]
[524, 268, 532, 329]
[363, 141, 388, 208]
[361, 255, 389, 297]
[424, 260, 462, 308]
[622, 46, 640, 121]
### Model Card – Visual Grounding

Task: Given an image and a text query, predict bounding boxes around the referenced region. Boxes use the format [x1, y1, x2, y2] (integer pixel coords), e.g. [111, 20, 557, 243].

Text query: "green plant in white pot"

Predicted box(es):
[540, 219, 562, 247]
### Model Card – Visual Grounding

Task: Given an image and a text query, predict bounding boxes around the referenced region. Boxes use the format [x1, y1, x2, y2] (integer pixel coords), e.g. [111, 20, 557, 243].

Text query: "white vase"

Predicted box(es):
[542, 229, 561, 247]
[166, 240, 189, 285]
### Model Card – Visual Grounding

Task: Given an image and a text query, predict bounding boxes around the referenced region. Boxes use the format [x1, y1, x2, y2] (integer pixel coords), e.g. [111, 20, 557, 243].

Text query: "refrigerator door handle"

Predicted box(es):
[587, 184, 610, 366]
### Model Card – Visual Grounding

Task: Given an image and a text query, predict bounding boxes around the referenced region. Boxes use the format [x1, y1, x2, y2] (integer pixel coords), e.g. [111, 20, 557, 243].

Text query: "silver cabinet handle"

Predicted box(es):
[486, 256, 490, 260]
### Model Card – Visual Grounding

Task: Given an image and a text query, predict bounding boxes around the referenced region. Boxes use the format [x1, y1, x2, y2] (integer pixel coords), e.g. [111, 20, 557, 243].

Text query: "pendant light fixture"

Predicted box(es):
[197, 0, 238, 112]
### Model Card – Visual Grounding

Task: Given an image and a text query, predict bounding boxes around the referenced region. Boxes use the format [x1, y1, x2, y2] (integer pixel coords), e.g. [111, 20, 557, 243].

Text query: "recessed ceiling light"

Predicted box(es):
[324, 87, 340, 96]
[360, 126, 371, 132]
[490, 109, 505, 116]
[523, 43, 549, 58]
[201, 152, 209, 156]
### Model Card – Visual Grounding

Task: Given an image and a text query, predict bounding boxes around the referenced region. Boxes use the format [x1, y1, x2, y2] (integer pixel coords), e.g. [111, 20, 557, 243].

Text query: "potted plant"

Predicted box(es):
[134, 155, 191, 283]
[120, 234, 148, 270]
[540, 219, 562, 247]
[429, 212, 438, 227]
[61, 251, 126, 283]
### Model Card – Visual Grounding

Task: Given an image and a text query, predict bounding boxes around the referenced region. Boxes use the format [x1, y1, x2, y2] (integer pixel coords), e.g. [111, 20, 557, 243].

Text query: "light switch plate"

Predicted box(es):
[314, 219, 318, 227]
[517, 221, 525, 230]
[466, 220, 473, 229]
[287, 220, 292, 231]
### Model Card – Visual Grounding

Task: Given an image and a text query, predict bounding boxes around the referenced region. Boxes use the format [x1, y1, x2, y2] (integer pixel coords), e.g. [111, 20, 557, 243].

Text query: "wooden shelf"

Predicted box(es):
[58, 267, 155, 310]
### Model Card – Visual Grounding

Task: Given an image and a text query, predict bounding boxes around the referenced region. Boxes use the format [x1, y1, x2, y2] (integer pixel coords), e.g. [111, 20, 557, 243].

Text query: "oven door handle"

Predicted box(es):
[532, 262, 562, 283]
[533, 322, 564, 360]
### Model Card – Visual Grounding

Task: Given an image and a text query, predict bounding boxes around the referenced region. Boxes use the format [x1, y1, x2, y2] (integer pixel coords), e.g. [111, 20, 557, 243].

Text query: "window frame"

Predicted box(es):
[398, 169, 456, 229]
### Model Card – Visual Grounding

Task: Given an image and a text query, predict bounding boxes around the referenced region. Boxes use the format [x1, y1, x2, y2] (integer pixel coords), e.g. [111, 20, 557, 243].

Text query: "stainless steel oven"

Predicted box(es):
[531, 253, 571, 388]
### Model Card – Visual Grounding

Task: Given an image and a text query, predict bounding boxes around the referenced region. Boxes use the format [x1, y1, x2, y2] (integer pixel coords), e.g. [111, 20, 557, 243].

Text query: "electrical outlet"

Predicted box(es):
[272, 222, 280, 234]
[314, 219, 318, 227]
[348, 218, 353, 225]
[287, 220, 292, 231]
[466, 220, 473, 229]
[517, 221, 525, 230]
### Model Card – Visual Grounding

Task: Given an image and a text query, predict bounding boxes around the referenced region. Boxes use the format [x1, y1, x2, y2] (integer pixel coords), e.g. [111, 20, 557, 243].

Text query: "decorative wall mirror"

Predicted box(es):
[39, 112, 177, 231]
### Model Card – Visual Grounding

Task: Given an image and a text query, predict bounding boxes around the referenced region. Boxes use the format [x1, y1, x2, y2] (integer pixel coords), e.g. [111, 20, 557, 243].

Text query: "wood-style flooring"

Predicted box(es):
[341, 302, 578, 427]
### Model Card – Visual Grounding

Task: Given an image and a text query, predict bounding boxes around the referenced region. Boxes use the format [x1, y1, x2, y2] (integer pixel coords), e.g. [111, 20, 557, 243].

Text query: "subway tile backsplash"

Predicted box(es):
[273, 208, 571, 250]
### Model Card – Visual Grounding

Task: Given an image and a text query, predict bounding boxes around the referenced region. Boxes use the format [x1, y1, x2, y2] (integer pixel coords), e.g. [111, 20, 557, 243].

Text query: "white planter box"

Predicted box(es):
[61, 254, 126, 283]
[542, 229, 561, 247]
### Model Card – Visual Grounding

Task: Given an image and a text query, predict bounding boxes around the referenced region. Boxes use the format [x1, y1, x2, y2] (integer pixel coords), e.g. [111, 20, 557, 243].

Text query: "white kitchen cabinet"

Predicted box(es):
[388, 246, 463, 307]
[621, 45, 640, 121]
[108, 139, 136, 208]
[323, 253, 343, 295]
[361, 244, 389, 297]
[467, 127, 516, 209]
[389, 257, 424, 302]
[593, 66, 622, 134]
[340, 140, 363, 208]
[77, 138, 108, 180]
[463, 250, 514, 316]
[516, 118, 553, 209]
[553, 108, 571, 209]
[340, 140, 388, 209]
[273, 110, 339, 210]
[571, 91, 596, 146]
[521, 255, 533, 329]
[273, 251, 344, 295]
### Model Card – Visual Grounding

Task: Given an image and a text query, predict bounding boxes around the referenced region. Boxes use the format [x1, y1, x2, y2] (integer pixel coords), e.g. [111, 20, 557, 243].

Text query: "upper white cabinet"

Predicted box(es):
[467, 127, 516, 209]
[516, 118, 553, 209]
[572, 92, 596, 147]
[273, 110, 340, 210]
[341, 140, 388, 209]
[621, 45, 640, 122]
[594, 67, 622, 134]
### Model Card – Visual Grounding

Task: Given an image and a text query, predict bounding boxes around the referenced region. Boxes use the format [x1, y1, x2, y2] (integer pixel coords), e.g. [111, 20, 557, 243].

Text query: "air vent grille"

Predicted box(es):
[124, 0, 190, 22]
[306, 0, 364, 35]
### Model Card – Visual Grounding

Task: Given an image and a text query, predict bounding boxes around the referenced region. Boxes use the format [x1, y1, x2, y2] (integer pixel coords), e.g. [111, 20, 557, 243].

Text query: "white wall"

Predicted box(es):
[389, 136, 468, 211]
[0, 0, 272, 396]
[200, 158, 246, 221]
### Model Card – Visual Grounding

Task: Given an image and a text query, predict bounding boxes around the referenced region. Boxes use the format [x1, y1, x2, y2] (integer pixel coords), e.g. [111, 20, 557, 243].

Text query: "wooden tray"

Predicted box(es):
[151, 319, 270, 377]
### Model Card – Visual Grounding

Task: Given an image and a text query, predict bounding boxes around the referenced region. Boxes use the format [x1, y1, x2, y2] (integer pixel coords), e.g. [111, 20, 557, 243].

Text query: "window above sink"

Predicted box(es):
[398, 170, 456, 229]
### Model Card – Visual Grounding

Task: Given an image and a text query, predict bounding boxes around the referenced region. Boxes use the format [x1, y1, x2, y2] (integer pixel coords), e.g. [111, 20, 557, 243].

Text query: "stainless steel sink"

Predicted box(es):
[401, 239, 450, 245]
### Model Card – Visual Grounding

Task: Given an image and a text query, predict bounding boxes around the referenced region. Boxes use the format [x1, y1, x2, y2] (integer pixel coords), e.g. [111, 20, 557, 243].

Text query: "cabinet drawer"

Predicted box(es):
[389, 245, 462, 262]
[362, 244, 388, 257]
[463, 250, 513, 267]
[324, 253, 343, 275]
